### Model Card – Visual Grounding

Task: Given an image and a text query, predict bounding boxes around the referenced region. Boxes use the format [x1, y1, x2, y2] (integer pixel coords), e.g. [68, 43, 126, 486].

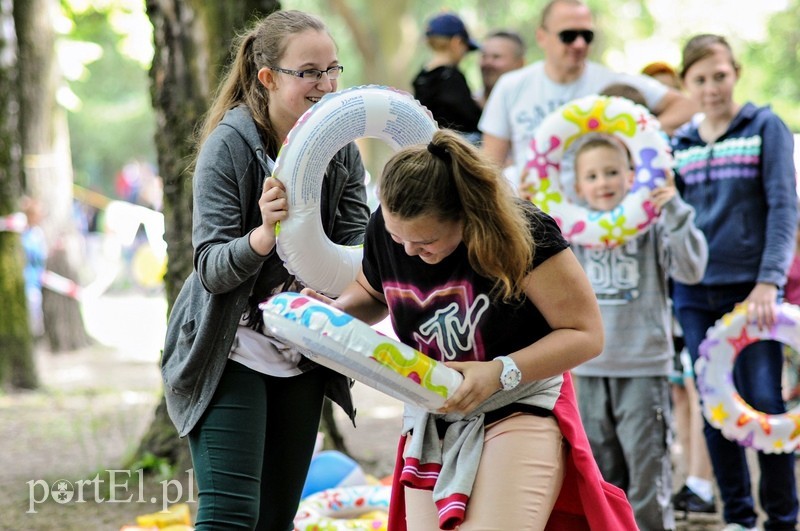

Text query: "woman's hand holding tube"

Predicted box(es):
[249, 177, 287, 256]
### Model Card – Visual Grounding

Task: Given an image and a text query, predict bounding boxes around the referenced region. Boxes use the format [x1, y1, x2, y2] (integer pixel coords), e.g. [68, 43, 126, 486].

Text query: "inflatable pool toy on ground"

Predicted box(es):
[301, 450, 367, 499]
[294, 485, 390, 531]
[695, 303, 800, 453]
[524, 94, 671, 248]
[273, 85, 438, 296]
[261, 292, 462, 411]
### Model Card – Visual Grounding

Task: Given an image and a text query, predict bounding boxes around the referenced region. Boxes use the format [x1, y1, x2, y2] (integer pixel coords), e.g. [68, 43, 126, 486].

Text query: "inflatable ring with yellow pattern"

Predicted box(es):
[524, 94, 671, 248]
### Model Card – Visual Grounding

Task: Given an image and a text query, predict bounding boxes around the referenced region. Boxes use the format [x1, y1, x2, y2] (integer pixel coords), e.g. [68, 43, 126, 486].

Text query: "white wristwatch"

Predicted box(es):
[496, 356, 522, 391]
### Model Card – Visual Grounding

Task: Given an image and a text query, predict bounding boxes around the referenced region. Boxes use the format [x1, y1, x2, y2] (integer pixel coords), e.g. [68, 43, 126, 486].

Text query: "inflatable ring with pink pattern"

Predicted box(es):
[294, 485, 391, 531]
[523, 94, 671, 248]
[695, 302, 800, 453]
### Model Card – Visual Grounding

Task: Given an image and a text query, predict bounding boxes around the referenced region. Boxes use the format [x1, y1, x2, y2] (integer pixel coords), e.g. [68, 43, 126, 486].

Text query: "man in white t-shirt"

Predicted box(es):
[480, 0, 697, 178]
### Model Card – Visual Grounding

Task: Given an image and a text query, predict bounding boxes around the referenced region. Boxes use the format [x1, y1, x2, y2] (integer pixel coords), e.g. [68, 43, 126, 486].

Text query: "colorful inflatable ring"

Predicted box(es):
[524, 94, 671, 248]
[695, 303, 800, 453]
[294, 485, 391, 531]
[273, 85, 438, 296]
[261, 292, 463, 411]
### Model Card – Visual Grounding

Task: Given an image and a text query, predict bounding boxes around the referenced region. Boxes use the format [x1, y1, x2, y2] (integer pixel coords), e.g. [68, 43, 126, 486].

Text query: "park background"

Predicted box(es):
[1, 0, 799, 529]
[65, 0, 800, 200]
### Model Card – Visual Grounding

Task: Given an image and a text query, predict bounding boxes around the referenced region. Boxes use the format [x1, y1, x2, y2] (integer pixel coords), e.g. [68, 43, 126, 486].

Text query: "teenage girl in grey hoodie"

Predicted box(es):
[161, 11, 369, 530]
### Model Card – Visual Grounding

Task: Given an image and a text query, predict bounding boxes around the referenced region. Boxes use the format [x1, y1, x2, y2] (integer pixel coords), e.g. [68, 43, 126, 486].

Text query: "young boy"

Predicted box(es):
[569, 133, 708, 531]
[412, 12, 482, 144]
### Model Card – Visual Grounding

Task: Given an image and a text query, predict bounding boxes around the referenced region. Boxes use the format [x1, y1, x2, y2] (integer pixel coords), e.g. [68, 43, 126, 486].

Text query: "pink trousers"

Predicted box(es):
[404, 413, 566, 530]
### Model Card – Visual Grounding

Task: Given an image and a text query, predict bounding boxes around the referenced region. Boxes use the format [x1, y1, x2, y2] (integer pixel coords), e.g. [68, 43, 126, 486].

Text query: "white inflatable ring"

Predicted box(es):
[261, 292, 462, 411]
[695, 303, 800, 453]
[294, 485, 391, 531]
[524, 94, 671, 248]
[273, 85, 438, 296]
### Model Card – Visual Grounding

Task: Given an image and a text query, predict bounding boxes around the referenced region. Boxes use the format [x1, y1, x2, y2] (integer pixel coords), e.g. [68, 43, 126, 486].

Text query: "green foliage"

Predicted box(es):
[62, 2, 156, 197]
[738, 0, 800, 131]
[589, 0, 654, 55]
[129, 451, 176, 482]
[57, 0, 800, 194]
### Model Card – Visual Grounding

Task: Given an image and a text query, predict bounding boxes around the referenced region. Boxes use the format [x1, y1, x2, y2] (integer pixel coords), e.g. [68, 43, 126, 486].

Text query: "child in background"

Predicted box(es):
[412, 12, 483, 144]
[20, 196, 47, 338]
[601, 81, 717, 518]
[569, 133, 708, 531]
[670, 319, 717, 518]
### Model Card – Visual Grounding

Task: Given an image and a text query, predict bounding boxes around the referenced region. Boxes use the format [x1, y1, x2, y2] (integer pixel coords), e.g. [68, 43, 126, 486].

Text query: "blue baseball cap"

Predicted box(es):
[425, 13, 479, 51]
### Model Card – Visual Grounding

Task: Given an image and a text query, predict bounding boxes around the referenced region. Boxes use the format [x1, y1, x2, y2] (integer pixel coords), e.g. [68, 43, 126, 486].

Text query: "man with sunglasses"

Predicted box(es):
[480, 0, 696, 182]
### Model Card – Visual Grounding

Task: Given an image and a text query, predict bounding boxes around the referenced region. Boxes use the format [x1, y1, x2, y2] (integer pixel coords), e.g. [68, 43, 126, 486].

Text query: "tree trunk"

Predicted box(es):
[41, 243, 93, 351]
[14, 0, 89, 353]
[0, 0, 37, 390]
[323, 0, 414, 187]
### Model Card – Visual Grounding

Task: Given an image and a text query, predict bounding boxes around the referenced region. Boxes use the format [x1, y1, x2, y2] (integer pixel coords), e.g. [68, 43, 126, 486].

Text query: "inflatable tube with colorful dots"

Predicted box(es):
[261, 292, 463, 411]
[695, 303, 800, 453]
[524, 94, 671, 248]
[273, 85, 438, 296]
[294, 485, 391, 531]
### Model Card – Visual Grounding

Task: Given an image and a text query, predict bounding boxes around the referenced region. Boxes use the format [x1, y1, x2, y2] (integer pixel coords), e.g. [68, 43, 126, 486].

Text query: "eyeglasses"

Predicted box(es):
[269, 65, 344, 82]
[557, 29, 595, 45]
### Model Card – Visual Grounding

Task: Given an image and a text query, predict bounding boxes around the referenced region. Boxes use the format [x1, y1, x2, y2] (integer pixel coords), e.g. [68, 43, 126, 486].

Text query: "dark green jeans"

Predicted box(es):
[188, 360, 327, 530]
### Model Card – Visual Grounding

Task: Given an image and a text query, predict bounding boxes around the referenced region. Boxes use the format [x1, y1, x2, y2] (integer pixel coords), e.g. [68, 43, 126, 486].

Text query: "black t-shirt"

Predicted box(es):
[362, 204, 569, 363]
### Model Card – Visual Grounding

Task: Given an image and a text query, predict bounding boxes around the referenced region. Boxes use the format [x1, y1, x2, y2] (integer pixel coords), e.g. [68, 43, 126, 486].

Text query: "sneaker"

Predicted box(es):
[672, 484, 716, 517]
[721, 524, 757, 531]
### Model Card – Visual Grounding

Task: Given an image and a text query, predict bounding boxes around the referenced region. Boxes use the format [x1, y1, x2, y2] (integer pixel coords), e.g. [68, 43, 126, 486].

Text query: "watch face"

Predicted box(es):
[501, 366, 521, 390]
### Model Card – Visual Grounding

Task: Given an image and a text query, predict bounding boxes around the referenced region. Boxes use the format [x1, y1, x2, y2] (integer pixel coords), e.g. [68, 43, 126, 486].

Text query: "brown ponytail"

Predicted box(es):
[380, 129, 534, 302]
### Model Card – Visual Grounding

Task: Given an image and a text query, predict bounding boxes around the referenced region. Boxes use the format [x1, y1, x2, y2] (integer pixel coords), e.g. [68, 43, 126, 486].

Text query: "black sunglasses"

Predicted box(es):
[557, 29, 595, 45]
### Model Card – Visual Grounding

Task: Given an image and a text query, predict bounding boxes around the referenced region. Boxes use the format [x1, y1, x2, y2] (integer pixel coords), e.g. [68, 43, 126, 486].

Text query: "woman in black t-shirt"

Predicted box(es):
[304, 129, 636, 530]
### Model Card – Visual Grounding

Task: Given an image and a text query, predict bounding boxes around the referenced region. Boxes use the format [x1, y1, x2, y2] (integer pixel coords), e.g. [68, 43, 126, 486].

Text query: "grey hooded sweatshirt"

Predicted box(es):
[572, 195, 708, 377]
[161, 105, 370, 437]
